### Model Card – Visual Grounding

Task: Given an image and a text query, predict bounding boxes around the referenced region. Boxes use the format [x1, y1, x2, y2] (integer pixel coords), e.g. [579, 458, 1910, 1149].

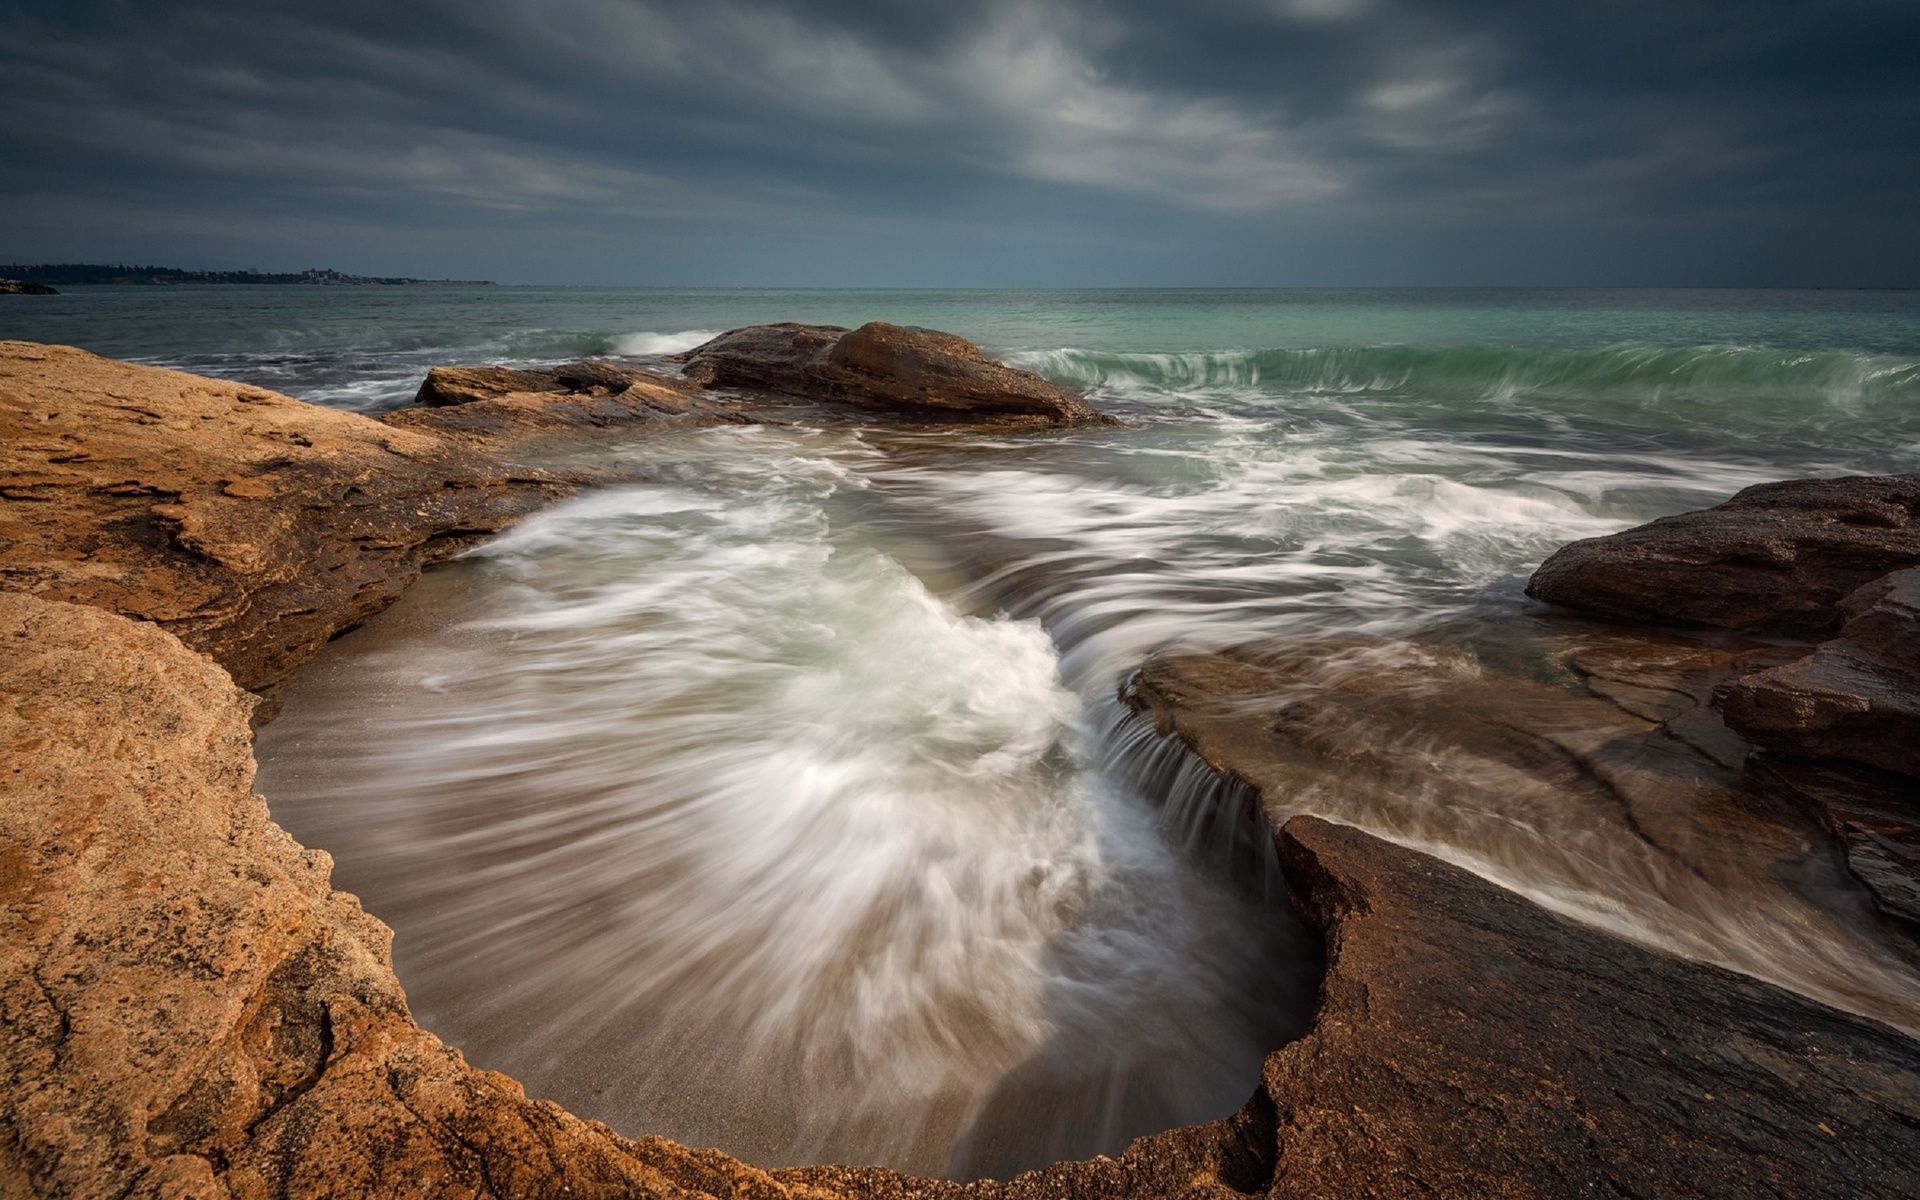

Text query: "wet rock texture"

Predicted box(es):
[1256, 818, 1920, 1200]
[1524, 478, 1920, 930]
[1527, 474, 1920, 638]
[1720, 568, 1920, 777]
[676, 322, 1112, 428]
[13, 588, 1919, 1199]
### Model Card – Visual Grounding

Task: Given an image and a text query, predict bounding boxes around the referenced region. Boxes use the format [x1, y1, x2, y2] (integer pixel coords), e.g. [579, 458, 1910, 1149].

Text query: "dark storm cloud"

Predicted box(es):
[1, 0, 1915, 284]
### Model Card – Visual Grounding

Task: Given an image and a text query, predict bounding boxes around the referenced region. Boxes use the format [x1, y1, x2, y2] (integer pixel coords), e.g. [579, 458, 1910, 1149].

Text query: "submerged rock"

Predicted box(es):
[678, 321, 1113, 427]
[1526, 474, 1920, 638]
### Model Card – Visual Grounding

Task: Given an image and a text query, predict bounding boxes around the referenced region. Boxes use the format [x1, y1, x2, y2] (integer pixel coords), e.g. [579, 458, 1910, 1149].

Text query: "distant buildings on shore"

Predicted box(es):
[0, 263, 495, 287]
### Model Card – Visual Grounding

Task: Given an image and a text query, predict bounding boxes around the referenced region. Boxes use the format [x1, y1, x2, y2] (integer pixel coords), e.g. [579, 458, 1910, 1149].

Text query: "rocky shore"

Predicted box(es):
[5, 335, 1920, 1198]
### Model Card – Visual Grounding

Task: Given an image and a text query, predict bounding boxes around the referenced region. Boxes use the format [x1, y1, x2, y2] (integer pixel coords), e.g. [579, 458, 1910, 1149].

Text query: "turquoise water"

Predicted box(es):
[8, 285, 1920, 436]
[23, 287, 1918, 1177]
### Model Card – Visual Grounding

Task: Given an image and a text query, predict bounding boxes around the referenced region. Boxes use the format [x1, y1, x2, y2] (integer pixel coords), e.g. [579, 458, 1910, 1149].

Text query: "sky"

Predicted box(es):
[2, 0, 1916, 287]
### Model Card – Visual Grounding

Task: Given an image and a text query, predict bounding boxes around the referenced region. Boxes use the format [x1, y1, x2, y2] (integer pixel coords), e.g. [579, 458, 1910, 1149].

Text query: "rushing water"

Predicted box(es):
[13, 286, 1920, 1177]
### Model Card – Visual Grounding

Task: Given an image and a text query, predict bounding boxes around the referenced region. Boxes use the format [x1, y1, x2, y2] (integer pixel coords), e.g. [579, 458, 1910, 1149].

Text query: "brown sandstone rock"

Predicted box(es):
[1526, 474, 1920, 637]
[0, 592, 839, 1200]
[0, 341, 574, 691]
[392, 359, 738, 449]
[0, 342, 744, 695]
[677, 322, 1111, 428]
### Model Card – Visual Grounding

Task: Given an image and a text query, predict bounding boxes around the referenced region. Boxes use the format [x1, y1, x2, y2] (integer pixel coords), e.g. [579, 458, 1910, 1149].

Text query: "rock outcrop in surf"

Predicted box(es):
[1519, 476, 1920, 927]
[1525, 474, 1920, 638]
[676, 321, 1114, 428]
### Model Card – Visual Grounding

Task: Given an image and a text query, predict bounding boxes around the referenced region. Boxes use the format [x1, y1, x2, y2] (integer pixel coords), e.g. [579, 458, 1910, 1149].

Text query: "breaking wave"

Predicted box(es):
[1011, 344, 1920, 408]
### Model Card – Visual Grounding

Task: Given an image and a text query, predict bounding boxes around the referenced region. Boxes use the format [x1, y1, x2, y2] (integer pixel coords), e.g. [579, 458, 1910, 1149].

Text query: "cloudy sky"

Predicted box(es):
[2, 0, 1915, 286]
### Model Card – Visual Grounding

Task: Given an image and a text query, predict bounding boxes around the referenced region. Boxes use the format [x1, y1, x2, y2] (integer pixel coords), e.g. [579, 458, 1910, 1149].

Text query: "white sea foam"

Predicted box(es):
[614, 328, 721, 355]
[254, 318, 1920, 1181]
[256, 425, 1314, 1179]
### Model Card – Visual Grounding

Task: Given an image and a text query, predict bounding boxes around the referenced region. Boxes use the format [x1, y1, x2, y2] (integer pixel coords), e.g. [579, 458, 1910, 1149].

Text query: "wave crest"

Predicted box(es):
[1009, 344, 1920, 406]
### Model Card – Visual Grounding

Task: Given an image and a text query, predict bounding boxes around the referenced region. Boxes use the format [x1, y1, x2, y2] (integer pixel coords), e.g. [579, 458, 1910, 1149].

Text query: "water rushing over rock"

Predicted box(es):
[256, 426, 1319, 1178]
[12, 287, 1920, 1196]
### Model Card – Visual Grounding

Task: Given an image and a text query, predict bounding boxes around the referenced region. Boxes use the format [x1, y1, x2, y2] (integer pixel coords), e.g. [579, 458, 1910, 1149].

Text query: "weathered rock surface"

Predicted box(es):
[10, 592, 1920, 1199]
[1719, 568, 1920, 778]
[1526, 474, 1920, 637]
[1756, 757, 1920, 929]
[12, 344, 1920, 1198]
[0, 278, 59, 295]
[0, 592, 853, 1200]
[0, 342, 745, 695]
[1247, 816, 1920, 1200]
[1124, 623, 1920, 1020]
[393, 359, 740, 448]
[677, 322, 1111, 428]
[0, 342, 572, 691]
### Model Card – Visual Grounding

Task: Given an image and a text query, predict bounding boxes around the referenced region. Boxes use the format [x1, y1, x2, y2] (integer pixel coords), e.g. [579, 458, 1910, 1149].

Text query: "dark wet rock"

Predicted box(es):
[1122, 629, 1843, 919]
[1837, 567, 1920, 669]
[1719, 569, 1920, 778]
[0, 277, 58, 294]
[1243, 816, 1920, 1200]
[1756, 757, 1920, 929]
[679, 321, 1112, 427]
[678, 321, 848, 391]
[1720, 645, 1920, 776]
[1526, 474, 1920, 638]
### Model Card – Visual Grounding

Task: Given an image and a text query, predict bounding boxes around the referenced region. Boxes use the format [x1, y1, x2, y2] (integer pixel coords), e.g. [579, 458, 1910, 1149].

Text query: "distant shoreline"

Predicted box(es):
[0, 263, 494, 287]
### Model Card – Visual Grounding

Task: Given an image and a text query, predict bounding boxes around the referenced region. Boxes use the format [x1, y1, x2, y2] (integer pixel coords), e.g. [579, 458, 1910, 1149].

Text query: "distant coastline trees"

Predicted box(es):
[0, 263, 493, 286]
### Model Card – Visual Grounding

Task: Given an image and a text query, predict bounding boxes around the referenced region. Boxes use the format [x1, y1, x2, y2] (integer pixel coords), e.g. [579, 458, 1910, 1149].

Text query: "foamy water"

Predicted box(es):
[175, 285, 1920, 1178]
[255, 426, 1318, 1178]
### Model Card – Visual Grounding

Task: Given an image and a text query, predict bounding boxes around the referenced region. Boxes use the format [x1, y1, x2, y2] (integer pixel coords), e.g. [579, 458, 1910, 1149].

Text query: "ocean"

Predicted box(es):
[12, 285, 1920, 1178]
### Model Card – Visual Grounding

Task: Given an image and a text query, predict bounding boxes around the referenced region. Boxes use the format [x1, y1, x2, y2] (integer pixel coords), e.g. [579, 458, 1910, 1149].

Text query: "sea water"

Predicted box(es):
[11, 286, 1920, 1177]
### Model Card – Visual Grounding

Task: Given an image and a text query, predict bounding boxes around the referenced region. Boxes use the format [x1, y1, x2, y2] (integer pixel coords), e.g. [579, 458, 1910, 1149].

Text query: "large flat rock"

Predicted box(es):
[1526, 474, 1920, 638]
[677, 321, 1112, 428]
